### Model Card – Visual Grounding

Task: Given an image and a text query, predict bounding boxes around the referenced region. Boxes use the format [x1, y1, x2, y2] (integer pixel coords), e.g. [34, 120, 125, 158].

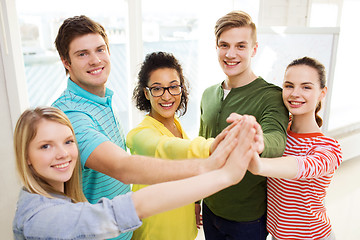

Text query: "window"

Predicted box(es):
[16, 0, 130, 130]
[16, 0, 357, 136]
[140, 0, 257, 136]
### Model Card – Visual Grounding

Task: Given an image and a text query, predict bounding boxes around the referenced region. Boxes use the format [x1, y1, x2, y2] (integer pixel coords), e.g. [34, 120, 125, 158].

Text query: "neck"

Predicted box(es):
[90, 87, 106, 97]
[70, 78, 106, 97]
[149, 112, 182, 138]
[51, 182, 65, 193]
[224, 70, 257, 89]
[291, 114, 321, 133]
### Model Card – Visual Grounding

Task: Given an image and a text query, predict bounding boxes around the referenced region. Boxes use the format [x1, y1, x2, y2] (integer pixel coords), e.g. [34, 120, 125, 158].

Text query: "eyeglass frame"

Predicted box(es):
[145, 85, 183, 97]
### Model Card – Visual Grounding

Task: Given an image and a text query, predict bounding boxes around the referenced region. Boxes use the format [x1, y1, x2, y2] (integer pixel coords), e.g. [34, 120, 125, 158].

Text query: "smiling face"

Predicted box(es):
[282, 65, 327, 119]
[27, 119, 78, 192]
[216, 27, 257, 82]
[62, 33, 111, 97]
[144, 68, 182, 124]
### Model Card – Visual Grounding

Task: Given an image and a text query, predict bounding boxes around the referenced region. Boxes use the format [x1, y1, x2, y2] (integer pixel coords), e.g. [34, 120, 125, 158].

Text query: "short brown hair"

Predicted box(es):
[214, 11, 257, 46]
[54, 15, 109, 74]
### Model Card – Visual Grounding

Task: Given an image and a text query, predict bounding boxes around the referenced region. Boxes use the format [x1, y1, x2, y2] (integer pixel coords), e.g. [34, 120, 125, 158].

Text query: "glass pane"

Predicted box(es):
[328, 0, 360, 131]
[310, 2, 339, 27]
[141, 0, 238, 137]
[16, 0, 130, 131]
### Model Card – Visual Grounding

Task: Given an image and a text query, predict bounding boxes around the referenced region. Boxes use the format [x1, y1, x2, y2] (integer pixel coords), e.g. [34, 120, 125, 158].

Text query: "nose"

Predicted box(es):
[56, 145, 69, 159]
[225, 47, 236, 58]
[161, 88, 172, 100]
[290, 87, 300, 97]
[89, 53, 101, 65]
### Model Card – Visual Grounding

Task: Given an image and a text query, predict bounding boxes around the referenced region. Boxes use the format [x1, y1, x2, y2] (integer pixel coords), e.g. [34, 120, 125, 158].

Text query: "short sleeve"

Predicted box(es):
[66, 111, 109, 167]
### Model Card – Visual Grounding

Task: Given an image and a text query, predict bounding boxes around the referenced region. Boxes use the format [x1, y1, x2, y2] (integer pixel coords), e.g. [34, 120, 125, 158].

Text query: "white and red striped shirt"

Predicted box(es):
[267, 127, 342, 240]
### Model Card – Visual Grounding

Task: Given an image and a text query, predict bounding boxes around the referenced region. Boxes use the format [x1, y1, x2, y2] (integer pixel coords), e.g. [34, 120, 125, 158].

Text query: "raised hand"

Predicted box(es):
[209, 120, 239, 154]
[252, 120, 264, 154]
[204, 123, 241, 171]
[226, 112, 244, 124]
[247, 150, 262, 175]
[223, 116, 256, 184]
[227, 113, 264, 154]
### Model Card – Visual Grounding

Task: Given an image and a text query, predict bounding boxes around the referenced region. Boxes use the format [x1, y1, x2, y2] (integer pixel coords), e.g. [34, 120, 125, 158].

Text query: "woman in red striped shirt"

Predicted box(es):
[247, 57, 342, 239]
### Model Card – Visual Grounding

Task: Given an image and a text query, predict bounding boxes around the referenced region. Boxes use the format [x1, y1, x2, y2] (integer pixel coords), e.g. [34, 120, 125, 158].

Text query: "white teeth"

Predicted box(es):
[90, 69, 102, 74]
[290, 101, 302, 105]
[54, 162, 70, 169]
[226, 62, 237, 66]
[161, 103, 172, 107]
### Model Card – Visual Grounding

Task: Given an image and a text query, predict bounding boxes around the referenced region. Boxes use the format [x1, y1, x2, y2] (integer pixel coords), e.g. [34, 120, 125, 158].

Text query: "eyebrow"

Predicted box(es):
[283, 81, 315, 85]
[73, 44, 107, 55]
[218, 40, 249, 45]
[150, 80, 180, 86]
[35, 134, 74, 144]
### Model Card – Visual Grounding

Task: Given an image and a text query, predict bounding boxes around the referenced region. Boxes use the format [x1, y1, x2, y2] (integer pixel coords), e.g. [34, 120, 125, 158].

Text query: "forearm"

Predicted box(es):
[132, 169, 231, 219]
[156, 137, 213, 159]
[261, 131, 287, 157]
[128, 128, 212, 159]
[256, 156, 298, 179]
[21, 196, 141, 239]
[120, 155, 207, 185]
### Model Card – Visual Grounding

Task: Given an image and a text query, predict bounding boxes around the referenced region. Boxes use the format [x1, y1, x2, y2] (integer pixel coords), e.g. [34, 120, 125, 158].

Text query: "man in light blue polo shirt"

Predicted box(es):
[53, 79, 128, 203]
[52, 15, 226, 240]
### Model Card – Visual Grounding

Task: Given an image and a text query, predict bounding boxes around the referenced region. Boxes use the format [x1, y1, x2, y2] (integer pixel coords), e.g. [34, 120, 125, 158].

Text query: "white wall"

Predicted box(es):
[0, 61, 21, 239]
[0, 0, 28, 238]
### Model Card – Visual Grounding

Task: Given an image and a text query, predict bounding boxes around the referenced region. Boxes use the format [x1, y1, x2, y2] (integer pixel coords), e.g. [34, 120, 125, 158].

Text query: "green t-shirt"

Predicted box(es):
[199, 77, 289, 222]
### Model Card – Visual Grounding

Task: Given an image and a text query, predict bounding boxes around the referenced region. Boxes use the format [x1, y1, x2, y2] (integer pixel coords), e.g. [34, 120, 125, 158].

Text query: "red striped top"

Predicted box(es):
[267, 127, 342, 239]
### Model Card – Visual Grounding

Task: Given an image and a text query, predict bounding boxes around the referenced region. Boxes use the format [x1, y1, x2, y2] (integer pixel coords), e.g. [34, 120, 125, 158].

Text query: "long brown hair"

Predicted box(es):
[13, 107, 87, 202]
[286, 57, 327, 127]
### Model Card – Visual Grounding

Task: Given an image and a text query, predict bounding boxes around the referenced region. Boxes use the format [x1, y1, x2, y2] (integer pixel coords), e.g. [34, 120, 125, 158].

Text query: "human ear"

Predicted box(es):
[144, 88, 150, 100]
[61, 58, 70, 70]
[251, 42, 258, 57]
[319, 86, 327, 101]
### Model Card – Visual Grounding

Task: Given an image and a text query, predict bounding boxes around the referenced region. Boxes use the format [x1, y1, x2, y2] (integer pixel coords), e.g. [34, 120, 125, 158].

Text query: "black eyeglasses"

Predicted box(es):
[146, 85, 183, 97]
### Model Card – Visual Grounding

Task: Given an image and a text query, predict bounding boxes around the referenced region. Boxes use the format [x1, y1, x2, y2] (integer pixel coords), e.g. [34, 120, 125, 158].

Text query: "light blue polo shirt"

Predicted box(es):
[53, 79, 132, 240]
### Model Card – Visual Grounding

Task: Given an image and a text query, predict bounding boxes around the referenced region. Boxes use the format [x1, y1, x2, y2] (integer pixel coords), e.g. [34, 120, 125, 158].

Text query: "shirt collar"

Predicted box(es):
[67, 78, 114, 105]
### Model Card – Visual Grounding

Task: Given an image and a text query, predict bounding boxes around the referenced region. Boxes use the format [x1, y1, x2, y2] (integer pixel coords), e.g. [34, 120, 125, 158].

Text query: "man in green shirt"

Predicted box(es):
[199, 10, 289, 240]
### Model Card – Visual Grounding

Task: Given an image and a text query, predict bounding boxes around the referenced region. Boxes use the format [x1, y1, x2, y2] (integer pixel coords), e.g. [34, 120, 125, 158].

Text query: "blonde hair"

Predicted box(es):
[215, 10, 257, 46]
[13, 107, 87, 202]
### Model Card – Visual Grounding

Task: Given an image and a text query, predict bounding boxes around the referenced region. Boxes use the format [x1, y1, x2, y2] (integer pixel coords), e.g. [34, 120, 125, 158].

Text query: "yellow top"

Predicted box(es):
[126, 116, 213, 240]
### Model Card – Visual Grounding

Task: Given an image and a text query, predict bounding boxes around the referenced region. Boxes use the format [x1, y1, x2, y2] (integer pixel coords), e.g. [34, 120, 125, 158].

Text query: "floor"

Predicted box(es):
[195, 156, 360, 240]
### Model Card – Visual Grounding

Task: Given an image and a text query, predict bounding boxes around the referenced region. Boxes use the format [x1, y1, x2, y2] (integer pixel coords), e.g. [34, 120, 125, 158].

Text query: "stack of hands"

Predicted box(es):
[196, 113, 264, 228]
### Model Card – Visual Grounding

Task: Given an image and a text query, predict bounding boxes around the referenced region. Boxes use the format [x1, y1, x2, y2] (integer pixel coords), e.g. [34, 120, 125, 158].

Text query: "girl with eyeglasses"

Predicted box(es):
[127, 52, 227, 240]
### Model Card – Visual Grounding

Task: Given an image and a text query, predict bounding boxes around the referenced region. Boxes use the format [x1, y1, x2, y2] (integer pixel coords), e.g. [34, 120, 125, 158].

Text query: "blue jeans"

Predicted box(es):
[202, 202, 268, 240]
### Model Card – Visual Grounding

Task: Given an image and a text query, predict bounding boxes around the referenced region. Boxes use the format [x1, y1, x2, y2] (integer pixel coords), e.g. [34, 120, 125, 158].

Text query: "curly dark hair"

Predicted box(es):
[133, 52, 189, 116]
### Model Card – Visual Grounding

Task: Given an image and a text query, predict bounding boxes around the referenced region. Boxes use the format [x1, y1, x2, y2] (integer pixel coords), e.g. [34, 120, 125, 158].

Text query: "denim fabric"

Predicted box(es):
[202, 202, 268, 240]
[13, 188, 142, 240]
